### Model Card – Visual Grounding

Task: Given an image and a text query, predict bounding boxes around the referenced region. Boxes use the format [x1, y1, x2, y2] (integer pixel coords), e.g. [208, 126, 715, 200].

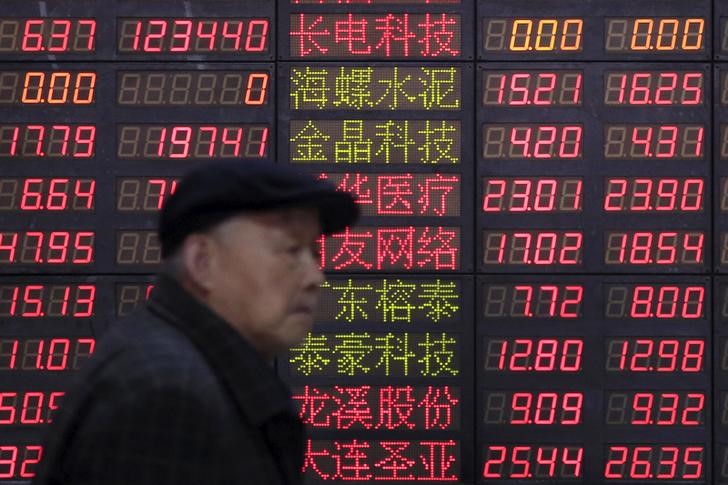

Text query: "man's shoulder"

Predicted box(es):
[88, 307, 220, 394]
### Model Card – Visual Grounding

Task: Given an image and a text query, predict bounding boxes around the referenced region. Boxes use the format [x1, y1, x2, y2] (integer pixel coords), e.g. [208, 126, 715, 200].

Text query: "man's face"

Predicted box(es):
[201, 208, 324, 356]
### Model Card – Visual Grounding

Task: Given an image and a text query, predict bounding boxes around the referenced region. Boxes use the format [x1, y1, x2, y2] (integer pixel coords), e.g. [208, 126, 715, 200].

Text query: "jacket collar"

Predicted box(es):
[147, 273, 295, 427]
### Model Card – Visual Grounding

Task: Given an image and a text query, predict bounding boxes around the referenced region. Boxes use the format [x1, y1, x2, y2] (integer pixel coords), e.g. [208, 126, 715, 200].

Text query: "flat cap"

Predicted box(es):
[159, 161, 359, 257]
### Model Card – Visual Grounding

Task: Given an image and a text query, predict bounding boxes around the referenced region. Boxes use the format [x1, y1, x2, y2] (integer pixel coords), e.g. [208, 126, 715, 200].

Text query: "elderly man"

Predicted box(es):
[33, 161, 358, 485]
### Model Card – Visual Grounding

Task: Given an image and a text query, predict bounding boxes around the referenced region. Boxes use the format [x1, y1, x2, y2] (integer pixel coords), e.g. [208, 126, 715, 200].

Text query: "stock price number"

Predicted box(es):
[482, 70, 582, 106]
[0, 231, 94, 265]
[603, 178, 704, 213]
[0, 124, 95, 159]
[482, 445, 583, 479]
[483, 231, 582, 266]
[483, 391, 583, 426]
[482, 18, 583, 53]
[605, 338, 704, 373]
[0, 18, 95, 53]
[482, 178, 582, 213]
[483, 338, 583, 373]
[0, 338, 95, 372]
[0, 178, 94, 212]
[604, 231, 704, 266]
[0, 391, 64, 426]
[0, 71, 95, 105]
[605, 392, 705, 426]
[0, 283, 95, 318]
[482, 284, 583, 319]
[604, 445, 703, 480]
[604, 284, 705, 319]
[604, 71, 703, 106]
[605, 18, 705, 53]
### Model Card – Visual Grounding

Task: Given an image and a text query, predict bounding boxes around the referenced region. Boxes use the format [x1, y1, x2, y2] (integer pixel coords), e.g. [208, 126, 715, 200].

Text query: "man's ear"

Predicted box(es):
[180, 234, 215, 292]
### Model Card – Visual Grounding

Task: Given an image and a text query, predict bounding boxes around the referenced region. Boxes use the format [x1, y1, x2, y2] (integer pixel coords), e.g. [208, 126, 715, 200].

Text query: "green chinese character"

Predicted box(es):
[375, 278, 417, 323]
[334, 67, 374, 110]
[418, 67, 460, 110]
[290, 67, 331, 110]
[373, 332, 415, 377]
[334, 332, 373, 376]
[334, 120, 372, 164]
[329, 278, 374, 323]
[290, 120, 330, 162]
[417, 120, 458, 164]
[418, 279, 460, 323]
[289, 333, 332, 376]
[373, 120, 415, 164]
[417, 332, 459, 377]
[373, 67, 416, 110]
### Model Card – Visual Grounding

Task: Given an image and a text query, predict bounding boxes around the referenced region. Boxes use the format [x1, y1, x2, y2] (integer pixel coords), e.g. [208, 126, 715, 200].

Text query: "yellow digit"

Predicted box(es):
[47, 72, 70, 104]
[561, 19, 583, 51]
[72, 72, 96, 105]
[21, 72, 44, 104]
[535, 19, 558, 51]
[630, 18, 653, 51]
[656, 19, 678, 50]
[681, 18, 704, 51]
[510, 19, 532, 51]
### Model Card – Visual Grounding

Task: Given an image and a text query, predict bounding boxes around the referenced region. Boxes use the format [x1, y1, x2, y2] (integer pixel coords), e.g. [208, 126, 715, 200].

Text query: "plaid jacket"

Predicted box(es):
[33, 274, 304, 485]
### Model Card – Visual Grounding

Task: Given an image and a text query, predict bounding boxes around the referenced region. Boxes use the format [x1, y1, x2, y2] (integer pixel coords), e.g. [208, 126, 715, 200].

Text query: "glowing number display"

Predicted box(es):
[482, 391, 583, 425]
[604, 231, 704, 266]
[116, 178, 178, 212]
[0, 125, 95, 159]
[605, 338, 705, 373]
[603, 125, 704, 160]
[289, 66, 461, 111]
[289, 13, 461, 58]
[319, 226, 460, 271]
[0, 391, 64, 426]
[116, 231, 161, 266]
[482, 19, 584, 52]
[605, 18, 705, 52]
[482, 445, 583, 479]
[117, 18, 269, 53]
[482, 231, 583, 266]
[0, 19, 95, 53]
[117, 71, 269, 106]
[0, 231, 94, 265]
[482, 338, 584, 372]
[0, 178, 95, 212]
[483, 178, 583, 213]
[604, 392, 705, 426]
[604, 284, 705, 319]
[0, 338, 95, 372]
[603, 178, 704, 213]
[603, 71, 703, 106]
[116, 124, 269, 159]
[290, 120, 461, 164]
[482, 71, 583, 106]
[603, 445, 704, 480]
[318, 173, 460, 217]
[482, 124, 583, 160]
[0, 444, 43, 479]
[0, 284, 95, 318]
[292, 385, 461, 430]
[482, 284, 583, 319]
[0, 71, 96, 105]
